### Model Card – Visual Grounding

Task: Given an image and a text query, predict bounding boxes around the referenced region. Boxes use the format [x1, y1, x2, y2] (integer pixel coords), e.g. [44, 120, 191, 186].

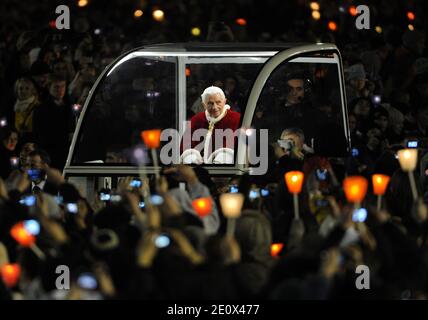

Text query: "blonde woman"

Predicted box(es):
[13, 77, 40, 137]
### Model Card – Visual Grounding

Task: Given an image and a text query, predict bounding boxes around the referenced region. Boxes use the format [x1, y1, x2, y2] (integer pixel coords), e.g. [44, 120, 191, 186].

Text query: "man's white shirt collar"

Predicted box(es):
[32, 180, 46, 191]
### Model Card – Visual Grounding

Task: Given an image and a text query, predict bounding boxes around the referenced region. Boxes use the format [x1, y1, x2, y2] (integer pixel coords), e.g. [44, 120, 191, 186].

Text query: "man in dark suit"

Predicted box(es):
[32, 74, 74, 170]
[27, 149, 58, 195]
[255, 72, 327, 145]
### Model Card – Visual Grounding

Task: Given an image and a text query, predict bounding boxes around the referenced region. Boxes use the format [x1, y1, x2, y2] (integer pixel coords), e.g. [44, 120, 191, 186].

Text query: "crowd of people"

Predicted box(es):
[1, 0, 428, 300]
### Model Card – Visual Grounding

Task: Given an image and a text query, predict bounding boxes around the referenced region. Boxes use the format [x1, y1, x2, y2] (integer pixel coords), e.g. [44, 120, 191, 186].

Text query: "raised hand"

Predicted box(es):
[163, 165, 198, 185]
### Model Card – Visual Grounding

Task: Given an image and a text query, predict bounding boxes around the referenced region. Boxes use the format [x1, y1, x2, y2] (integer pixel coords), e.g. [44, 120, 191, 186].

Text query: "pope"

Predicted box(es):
[181, 86, 241, 164]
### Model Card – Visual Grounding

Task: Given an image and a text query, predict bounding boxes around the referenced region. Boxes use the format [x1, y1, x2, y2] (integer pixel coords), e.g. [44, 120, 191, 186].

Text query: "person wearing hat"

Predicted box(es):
[180, 86, 241, 164]
[345, 63, 370, 102]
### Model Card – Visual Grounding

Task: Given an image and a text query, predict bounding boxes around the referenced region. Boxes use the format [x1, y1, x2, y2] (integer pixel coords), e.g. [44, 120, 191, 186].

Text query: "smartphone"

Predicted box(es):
[77, 273, 98, 290]
[27, 169, 42, 181]
[72, 104, 81, 113]
[150, 195, 164, 205]
[10, 157, 19, 168]
[316, 169, 328, 181]
[372, 95, 382, 105]
[23, 219, 40, 236]
[19, 195, 36, 207]
[316, 199, 329, 207]
[248, 189, 260, 200]
[66, 203, 78, 214]
[407, 140, 418, 149]
[229, 185, 239, 193]
[352, 208, 367, 223]
[110, 194, 122, 203]
[55, 195, 64, 205]
[130, 179, 142, 188]
[99, 193, 111, 201]
[260, 188, 269, 197]
[351, 148, 359, 157]
[154, 234, 170, 248]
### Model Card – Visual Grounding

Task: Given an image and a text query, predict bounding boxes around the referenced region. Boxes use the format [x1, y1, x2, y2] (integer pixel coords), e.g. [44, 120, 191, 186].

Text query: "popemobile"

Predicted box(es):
[64, 42, 351, 201]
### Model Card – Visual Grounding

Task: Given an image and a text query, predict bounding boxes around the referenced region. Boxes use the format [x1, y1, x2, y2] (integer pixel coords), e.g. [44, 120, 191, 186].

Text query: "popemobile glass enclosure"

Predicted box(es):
[65, 43, 350, 199]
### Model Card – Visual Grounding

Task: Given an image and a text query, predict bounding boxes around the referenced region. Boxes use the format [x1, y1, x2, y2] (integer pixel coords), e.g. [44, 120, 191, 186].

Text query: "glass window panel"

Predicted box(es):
[252, 56, 348, 157]
[72, 55, 177, 165]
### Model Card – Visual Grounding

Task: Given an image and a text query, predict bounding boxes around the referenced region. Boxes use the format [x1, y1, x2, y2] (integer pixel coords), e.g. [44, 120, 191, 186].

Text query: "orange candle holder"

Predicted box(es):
[285, 171, 304, 194]
[141, 129, 161, 149]
[372, 174, 390, 196]
[1, 263, 21, 288]
[192, 197, 213, 218]
[343, 176, 368, 203]
[270, 243, 284, 258]
[10, 222, 36, 247]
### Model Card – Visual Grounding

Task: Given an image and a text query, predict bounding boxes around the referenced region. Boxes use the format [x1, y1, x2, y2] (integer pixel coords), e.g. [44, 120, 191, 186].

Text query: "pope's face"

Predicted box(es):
[203, 93, 226, 118]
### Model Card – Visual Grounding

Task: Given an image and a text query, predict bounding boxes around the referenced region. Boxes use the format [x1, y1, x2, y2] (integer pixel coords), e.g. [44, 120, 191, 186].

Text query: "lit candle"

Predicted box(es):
[372, 174, 390, 196]
[285, 171, 304, 194]
[397, 148, 418, 200]
[343, 176, 368, 204]
[219, 193, 244, 236]
[235, 18, 247, 26]
[141, 129, 162, 178]
[270, 243, 284, 258]
[152, 9, 165, 22]
[220, 193, 244, 218]
[10, 222, 36, 247]
[0, 263, 20, 288]
[192, 197, 213, 218]
[372, 174, 390, 211]
[141, 129, 161, 149]
[397, 149, 418, 172]
[10, 222, 45, 260]
[285, 171, 304, 219]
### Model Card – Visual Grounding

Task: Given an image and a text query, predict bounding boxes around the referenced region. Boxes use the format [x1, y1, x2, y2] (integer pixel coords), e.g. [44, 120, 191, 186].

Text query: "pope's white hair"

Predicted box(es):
[201, 86, 226, 103]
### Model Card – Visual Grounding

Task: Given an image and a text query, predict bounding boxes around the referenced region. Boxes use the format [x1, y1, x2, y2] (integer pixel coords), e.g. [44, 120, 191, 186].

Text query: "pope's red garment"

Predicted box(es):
[181, 109, 241, 156]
